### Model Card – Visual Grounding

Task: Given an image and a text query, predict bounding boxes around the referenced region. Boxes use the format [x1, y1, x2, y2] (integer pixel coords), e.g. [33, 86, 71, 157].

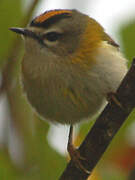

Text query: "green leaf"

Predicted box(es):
[120, 19, 135, 66]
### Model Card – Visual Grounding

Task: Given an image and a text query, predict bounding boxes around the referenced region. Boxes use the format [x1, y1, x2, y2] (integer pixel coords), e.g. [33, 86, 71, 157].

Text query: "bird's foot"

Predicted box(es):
[107, 92, 123, 109]
[67, 125, 90, 174]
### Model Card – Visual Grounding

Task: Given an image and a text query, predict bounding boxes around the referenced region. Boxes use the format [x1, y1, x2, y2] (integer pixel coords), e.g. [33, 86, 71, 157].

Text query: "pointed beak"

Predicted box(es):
[9, 27, 37, 39]
[10, 27, 45, 46]
[9, 27, 29, 36]
[9, 27, 38, 40]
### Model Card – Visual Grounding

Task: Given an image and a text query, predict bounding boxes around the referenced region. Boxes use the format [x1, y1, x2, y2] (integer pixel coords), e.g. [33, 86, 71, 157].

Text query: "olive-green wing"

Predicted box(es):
[103, 32, 119, 48]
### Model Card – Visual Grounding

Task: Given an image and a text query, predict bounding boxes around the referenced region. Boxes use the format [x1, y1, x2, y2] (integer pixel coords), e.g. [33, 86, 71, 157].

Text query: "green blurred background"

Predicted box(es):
[1, 0, 135, 179]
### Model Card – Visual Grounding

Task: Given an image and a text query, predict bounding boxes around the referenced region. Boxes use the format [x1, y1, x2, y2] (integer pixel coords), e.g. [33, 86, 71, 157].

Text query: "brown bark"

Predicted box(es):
[60, 58, 135, 180]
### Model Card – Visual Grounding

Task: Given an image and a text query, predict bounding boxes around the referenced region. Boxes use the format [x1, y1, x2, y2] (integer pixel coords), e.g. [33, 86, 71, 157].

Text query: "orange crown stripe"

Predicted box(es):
[34, 10, 72, 23]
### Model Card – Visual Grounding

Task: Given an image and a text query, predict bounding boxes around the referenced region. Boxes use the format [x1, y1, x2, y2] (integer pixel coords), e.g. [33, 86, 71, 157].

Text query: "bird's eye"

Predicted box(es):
[45, 32, 62, 42]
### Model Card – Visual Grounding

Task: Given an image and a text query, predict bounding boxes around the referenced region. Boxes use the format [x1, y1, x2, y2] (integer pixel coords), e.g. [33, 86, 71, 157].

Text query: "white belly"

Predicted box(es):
[91, 41, 127, 95]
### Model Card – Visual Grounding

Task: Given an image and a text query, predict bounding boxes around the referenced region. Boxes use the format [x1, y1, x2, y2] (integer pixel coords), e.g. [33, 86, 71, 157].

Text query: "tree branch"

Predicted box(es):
[60, 58, 135, 180]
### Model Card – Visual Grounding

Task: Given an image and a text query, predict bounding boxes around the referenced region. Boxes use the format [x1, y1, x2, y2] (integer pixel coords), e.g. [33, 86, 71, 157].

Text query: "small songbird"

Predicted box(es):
[10, 9, 127, 173]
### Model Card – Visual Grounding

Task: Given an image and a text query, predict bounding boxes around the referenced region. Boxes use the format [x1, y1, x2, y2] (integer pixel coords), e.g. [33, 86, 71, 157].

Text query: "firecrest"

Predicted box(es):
[10, 9, 127, 173]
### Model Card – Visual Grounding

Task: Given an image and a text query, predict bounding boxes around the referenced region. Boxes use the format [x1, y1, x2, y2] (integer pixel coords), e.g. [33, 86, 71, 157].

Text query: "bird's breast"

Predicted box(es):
[21, 41, 127, 124]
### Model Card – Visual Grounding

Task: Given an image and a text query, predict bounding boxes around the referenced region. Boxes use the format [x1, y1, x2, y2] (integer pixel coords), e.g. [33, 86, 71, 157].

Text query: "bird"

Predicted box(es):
[10, 9, 127, 173]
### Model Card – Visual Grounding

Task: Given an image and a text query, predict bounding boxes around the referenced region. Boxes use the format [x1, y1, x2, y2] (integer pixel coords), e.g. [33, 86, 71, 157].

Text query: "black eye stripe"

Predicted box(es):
[22, 30, 45, 46]
[25, 30, 62, 45]
[42, 32, 62, 42]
